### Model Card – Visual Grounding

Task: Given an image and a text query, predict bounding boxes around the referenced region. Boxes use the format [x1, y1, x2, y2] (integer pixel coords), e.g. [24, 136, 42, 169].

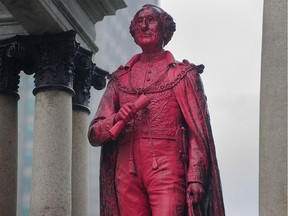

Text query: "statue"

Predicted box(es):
[88, 4, 225, 216]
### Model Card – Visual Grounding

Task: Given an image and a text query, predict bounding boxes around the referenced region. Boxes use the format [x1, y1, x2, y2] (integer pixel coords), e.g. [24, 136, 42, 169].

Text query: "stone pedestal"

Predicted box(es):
[30, 90, 72, 215]
[0, 94, 18, 216]
[259, 0, 287, 215]
[72, 110, 89, 216]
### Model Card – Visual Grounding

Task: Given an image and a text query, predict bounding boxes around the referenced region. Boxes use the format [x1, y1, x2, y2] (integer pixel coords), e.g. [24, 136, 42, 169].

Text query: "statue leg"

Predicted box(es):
[115, 140, 152, 216]
[142, 139, 186, 216]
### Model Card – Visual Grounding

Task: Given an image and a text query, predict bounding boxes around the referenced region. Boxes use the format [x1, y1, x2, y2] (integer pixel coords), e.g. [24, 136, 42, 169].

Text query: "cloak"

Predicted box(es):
[88, 52, 225, 216]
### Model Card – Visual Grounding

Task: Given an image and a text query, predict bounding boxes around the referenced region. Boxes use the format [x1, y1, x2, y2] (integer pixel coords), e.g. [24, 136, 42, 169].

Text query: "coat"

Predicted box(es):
[88, 51, 225, 216]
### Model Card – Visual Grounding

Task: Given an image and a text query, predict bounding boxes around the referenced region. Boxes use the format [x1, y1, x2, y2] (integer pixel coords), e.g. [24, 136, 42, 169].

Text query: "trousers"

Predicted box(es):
[115, 138, 186, 216]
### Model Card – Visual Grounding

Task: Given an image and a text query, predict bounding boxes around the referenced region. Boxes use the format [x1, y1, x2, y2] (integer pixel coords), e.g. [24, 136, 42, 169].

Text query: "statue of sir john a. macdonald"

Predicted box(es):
[88, 4, 225, 216]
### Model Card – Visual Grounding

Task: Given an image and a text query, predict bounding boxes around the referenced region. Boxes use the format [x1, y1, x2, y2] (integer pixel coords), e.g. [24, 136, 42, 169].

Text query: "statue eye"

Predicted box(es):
[148, 16, 157, 24]
[137, 18, 143, 25]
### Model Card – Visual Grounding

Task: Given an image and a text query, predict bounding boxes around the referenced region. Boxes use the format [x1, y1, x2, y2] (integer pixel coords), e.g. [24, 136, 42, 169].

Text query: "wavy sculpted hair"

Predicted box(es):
[129, 4, 176, 47]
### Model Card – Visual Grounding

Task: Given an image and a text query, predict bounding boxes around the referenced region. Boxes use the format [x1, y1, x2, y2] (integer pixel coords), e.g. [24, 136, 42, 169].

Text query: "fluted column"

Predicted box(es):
[0, 38, 32, 216]
[29, 30, 78, 216]
[72, 47, 108, 216]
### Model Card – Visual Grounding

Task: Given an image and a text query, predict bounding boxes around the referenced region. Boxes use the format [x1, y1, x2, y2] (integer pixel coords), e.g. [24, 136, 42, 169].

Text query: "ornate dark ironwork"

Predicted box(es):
[0, 36, 34, 99]
[0, 29, 109, 112]
[91, 65, 109, 91]
[73, 46, 93, 114]
[73, 46, 109, 114]
[32, 30, 78, 96]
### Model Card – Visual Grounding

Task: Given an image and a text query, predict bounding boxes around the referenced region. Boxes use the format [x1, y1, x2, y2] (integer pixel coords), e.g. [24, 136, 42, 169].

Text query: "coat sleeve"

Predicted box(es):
[88, 79, 121, 215]
[171, 63, 225, 215]
[88, 80, 119, 146]
[169, 63, 209, 186]
[170, 64, 210, 186]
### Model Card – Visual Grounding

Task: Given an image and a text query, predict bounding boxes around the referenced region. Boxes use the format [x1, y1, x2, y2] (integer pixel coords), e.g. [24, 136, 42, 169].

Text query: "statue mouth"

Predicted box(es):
[140, 33, 154, 37]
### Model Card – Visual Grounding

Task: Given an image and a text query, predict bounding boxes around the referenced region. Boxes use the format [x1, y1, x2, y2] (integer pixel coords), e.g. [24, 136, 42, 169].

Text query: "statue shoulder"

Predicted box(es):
[108, 65, 128, 81]
[177, 59, 204, 73]
[169, 59, 205, 80]
[108, 54, 140, 81]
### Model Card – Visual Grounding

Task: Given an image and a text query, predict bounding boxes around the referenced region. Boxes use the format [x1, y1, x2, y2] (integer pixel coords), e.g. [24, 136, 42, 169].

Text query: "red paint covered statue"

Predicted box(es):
[88, 4, 225, 216]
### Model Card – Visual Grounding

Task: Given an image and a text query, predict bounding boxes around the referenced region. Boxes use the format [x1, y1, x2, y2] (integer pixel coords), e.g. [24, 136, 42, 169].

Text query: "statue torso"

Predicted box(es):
[111, 52, 185, 142]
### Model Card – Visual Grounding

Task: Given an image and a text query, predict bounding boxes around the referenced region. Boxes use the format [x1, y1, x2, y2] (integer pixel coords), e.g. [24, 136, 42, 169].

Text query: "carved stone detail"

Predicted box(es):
[32, 30, 78, 95]
[73, 46, 93, 113]
[73, 46, 109, 113]
[91, 65, 109, 91]
[0, 30, 109, 109]
[0, 37, 33, 98]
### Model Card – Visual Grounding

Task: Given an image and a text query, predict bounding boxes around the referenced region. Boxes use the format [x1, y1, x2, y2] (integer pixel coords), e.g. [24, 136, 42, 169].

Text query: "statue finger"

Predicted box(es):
[118, 111, 129, 123]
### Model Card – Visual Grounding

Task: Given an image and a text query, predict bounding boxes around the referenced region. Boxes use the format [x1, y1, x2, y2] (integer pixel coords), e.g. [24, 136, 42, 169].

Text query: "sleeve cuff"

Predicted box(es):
[88, 114, 116, 146]
[186, 168, 206, 186]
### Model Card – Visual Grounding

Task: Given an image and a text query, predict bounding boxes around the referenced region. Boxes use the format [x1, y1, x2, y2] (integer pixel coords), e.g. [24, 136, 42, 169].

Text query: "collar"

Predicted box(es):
[124, 50, 176, 69]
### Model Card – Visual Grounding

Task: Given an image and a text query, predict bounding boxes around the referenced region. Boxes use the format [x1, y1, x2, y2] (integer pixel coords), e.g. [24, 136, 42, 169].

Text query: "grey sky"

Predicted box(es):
[159, 1, 263, 215]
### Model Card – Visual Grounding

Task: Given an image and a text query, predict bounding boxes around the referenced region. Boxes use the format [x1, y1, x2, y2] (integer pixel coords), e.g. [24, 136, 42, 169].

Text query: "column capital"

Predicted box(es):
[73, 46, 109, 114]
[91, 65, 109, 91]
[0, 36, 33, 99]
[73, 46, 93, 114]
[32, 30, 78, 96]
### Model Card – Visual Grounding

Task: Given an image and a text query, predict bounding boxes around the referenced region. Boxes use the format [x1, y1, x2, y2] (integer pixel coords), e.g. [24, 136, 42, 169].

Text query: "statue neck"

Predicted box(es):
[139, 50, 166, 63]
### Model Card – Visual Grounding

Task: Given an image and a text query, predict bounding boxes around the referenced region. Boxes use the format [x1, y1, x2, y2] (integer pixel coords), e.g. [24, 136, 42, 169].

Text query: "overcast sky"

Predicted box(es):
[158, 1, 263, 215]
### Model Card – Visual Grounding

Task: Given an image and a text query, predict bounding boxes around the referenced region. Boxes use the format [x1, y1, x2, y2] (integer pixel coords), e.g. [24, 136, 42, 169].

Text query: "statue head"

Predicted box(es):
[129, 4, 176, 51]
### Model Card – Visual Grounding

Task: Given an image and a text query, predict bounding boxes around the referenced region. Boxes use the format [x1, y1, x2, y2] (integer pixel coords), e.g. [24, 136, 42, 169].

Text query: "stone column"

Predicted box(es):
[0, 38, 32, 216]
[0, 43, 19, 216]
[71, 47, 92, 216]
[259, 0, 287, 215]
[71, 47, 108, 216]
[0, 94, 17, 216]
[71, 109, 89, 216]
[29, 31, 78, 216]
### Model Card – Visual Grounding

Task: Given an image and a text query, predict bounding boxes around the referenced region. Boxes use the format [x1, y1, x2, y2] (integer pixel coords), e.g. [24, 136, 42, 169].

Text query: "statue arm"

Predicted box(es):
[88, 81, 119, 146]
[187, 69, 210, 185]
[171, 65, 210, 186]
[186, 131, 208, 186]
[171, 63, 225, 213]
[175, 66, 210, 204]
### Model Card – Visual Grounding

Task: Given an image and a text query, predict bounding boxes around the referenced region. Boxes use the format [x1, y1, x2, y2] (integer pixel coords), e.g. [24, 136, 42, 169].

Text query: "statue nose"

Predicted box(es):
[140, 20, 149, 30]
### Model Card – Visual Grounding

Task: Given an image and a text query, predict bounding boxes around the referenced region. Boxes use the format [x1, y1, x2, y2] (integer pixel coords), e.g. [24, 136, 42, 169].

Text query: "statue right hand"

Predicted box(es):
[115, 102, 137, 124]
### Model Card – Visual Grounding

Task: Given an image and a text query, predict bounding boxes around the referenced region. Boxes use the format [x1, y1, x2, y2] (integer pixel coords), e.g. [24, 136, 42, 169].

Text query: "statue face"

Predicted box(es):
[133, 7, 163, 51]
